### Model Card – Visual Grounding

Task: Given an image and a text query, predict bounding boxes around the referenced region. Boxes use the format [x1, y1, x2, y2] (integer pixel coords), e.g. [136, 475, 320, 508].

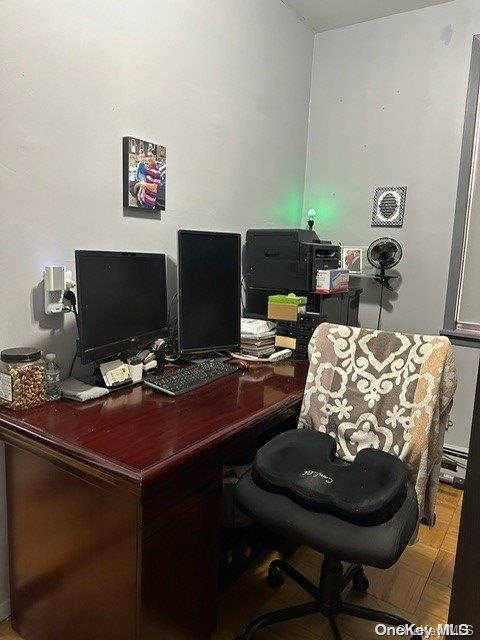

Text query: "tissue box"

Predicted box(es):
[316, 269, 349, 294]
[267, 293, 307, 321]
[268, 303, 305, 322]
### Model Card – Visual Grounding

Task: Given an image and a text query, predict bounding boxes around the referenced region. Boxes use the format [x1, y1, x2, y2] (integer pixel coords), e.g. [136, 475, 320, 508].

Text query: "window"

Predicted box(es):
[444, 35, 480, 339]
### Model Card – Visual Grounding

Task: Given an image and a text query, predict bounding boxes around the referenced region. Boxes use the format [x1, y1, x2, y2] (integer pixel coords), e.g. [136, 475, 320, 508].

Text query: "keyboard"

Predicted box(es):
[144, 360, 244, 396]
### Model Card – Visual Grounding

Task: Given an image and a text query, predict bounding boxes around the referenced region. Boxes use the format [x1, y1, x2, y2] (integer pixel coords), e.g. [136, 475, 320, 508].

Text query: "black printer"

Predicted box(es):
[246, 229, 340, 292]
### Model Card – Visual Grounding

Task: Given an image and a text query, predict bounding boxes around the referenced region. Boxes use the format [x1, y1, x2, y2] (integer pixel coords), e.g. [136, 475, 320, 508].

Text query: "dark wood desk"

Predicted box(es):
[0, 361, 308, 640]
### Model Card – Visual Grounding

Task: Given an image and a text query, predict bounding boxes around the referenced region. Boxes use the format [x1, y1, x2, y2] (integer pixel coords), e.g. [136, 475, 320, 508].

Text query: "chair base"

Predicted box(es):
[236, 556, 423, 640]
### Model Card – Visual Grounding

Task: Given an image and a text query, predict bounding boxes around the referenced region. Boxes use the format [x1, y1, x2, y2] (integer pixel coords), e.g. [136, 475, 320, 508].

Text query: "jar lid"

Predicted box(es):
[1, 348, 42, 364]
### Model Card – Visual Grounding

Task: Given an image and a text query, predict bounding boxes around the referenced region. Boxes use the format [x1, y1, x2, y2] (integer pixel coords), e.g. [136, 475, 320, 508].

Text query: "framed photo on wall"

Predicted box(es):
[342, 247, 363, 274]
[123, 136, 166, 212]
[371, 186, 406, 227]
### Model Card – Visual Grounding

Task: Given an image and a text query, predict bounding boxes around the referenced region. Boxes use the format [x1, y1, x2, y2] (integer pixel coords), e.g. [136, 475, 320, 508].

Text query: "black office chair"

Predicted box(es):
[234, 429, 421, 640]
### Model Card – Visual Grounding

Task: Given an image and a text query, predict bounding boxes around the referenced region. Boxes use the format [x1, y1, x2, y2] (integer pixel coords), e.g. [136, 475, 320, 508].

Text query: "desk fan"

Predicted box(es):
[367, 238, 402, 329]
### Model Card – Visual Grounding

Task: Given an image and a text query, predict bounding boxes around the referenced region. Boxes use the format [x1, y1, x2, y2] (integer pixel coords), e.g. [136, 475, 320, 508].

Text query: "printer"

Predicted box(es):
[246, 229, 341, 292]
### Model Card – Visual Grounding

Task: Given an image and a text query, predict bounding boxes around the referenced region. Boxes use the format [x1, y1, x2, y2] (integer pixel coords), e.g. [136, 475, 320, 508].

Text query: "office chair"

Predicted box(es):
[233, 322, 456, 639]
[234, 429, 421, 639]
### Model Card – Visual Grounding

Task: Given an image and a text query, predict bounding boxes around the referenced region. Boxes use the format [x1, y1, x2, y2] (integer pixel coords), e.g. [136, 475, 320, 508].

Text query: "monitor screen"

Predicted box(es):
[178, 231, 241, 353]
[75, 251, 167, 363]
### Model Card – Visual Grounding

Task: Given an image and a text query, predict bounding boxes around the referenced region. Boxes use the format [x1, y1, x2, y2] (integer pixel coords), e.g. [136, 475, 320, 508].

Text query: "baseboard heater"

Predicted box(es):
[440, 444, 468, 490]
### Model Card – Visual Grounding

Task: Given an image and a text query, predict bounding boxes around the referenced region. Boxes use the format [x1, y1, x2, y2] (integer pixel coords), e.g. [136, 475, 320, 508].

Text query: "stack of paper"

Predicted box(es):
[240, 319, 276, 357]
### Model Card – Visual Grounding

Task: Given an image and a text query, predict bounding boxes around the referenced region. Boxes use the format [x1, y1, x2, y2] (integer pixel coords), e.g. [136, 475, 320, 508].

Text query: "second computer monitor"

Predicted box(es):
[178, 230, 241, 354]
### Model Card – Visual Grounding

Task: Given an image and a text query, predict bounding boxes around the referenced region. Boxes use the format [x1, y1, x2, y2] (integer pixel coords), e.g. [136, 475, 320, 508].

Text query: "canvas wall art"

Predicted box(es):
[371, 186, 406, 227]
[123, 136, 166, 212]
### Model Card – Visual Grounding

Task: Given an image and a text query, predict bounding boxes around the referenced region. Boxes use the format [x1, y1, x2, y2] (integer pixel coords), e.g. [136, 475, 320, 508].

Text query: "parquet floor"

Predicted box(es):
[0, 484, 461, 640]
[212, 483, 462, 640]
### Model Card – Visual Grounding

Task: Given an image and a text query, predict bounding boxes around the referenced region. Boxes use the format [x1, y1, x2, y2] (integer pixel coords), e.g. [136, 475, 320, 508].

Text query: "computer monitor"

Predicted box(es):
[75, 250, 167, 364]
[178, 230, 241, 354]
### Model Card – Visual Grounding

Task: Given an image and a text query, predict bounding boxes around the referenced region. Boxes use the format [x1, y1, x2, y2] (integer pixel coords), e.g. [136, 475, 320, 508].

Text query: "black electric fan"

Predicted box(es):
[367, 237, 403, 329]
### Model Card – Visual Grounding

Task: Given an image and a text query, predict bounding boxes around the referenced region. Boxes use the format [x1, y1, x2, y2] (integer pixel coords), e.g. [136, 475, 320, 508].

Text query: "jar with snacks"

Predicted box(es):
[0, 349, 46, 411]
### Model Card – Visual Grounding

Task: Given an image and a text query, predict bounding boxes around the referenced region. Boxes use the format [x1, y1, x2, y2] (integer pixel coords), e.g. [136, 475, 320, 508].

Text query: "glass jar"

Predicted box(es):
[0, 348, 46, 411]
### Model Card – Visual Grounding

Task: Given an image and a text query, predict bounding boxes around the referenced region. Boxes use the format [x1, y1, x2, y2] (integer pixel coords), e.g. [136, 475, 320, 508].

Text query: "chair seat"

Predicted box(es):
[235, 471, 418, 569]
[252, 430, 409, 525]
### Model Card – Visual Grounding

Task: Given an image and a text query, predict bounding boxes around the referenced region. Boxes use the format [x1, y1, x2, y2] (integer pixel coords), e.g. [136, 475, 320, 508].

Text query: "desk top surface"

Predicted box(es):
[0, 361, 308, 488]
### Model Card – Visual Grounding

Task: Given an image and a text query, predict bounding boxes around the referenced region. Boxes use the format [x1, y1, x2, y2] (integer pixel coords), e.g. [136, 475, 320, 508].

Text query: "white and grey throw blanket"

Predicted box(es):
[298, 323, 457, 526]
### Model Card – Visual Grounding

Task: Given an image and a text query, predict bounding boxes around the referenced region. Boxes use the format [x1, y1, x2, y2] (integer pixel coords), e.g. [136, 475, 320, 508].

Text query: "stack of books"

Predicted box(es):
[240, 319, 276, 358]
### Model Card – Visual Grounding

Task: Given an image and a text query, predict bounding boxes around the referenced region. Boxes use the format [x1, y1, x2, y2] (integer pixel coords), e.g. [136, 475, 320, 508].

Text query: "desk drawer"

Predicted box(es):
[141, 475, 221, 540]
[221, 409, 299, 466]
[140, 456, 222, 528]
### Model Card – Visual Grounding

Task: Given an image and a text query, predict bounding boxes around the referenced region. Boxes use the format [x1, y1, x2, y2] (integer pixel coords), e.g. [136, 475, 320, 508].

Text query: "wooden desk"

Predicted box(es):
[0, 361, 308, 640]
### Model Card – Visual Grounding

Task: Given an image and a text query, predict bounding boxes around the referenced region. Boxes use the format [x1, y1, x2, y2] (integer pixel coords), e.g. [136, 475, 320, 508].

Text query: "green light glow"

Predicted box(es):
[306, 194, 340, 230]
[275, 190, 341, 229]
[276, 189, 303, 226]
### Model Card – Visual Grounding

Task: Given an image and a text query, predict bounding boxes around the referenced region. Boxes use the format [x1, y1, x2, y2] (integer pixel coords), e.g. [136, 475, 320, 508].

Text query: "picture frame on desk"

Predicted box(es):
[341, 247, 363, 274]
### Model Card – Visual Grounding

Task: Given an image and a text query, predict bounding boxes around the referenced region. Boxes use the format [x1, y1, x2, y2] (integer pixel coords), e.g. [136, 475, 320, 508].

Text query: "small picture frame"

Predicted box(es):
[342, 247, 363, 274]
[371, 186, 407, 227]
[123, 136, 166, 212]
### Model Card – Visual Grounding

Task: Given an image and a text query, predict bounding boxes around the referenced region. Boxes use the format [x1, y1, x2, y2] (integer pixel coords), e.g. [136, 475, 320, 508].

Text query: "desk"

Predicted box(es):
[0, 361, 308, 640]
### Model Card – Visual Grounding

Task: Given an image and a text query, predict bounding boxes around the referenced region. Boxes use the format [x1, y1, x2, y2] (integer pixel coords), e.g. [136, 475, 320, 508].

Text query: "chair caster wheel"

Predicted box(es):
[267, 566, 285, 588]
[352, 572, 369, 592]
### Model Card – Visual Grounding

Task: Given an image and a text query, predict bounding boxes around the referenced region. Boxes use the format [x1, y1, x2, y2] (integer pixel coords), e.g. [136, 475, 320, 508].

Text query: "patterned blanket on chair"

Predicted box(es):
[298, 323, 457, 526]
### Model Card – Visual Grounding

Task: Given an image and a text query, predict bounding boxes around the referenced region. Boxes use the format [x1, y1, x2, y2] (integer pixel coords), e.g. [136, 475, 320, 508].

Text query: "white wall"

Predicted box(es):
[0, 0, 314, 616]
[303, 0, 480, 452]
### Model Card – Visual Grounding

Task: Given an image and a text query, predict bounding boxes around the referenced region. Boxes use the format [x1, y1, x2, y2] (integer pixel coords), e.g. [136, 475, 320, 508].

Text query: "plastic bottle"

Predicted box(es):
[45, 353, 61, 401]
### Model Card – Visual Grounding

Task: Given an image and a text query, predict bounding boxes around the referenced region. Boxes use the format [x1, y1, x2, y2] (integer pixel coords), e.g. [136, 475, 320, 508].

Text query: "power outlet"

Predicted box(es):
[44, 266, 74, 314]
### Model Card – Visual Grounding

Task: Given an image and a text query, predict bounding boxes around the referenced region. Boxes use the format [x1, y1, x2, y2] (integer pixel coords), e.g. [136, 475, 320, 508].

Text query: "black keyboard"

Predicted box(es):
[144, 360, 243, 396]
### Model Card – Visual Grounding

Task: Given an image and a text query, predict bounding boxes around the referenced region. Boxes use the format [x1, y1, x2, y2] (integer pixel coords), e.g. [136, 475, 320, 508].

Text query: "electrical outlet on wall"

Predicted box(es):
[43, 266, 75, 314]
